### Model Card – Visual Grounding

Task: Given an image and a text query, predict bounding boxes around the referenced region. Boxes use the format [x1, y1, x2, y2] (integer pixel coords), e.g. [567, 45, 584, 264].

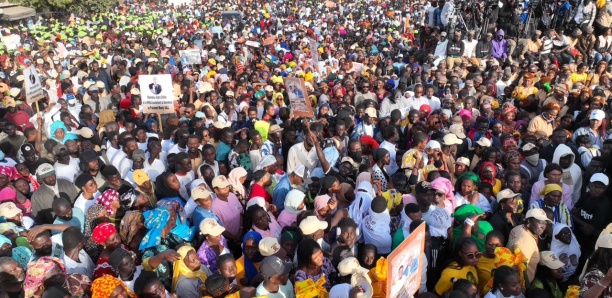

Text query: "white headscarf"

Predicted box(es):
[400, 206, 413, 239]
[349, 180, 374, 231]
[284, 189, 306, 214]
[550, 223, 581, 282]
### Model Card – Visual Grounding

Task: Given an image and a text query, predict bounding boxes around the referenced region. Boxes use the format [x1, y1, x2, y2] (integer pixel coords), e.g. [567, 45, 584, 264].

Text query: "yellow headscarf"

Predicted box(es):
[540, 184, 563, 196]
[171, 245, 209, 292]
[97, 109, 115, 130]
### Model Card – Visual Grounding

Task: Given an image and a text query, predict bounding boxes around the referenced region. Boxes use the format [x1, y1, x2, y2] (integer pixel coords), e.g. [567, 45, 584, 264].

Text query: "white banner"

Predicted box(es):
[138, 74, 175, 114]
[23, 66, 44, 104]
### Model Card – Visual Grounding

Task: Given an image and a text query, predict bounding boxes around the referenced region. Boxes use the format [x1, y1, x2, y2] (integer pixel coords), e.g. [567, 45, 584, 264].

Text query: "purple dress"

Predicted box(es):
[197, 236, 228, 273]
[294, 257, 337, 290]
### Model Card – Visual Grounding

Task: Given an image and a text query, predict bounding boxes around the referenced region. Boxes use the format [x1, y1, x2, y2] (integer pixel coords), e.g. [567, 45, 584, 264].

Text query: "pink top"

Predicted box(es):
[530, 180, 574, 209]
[252, 215, 283, 241]
[212, 193, 244, 236]
[277, 210, 298, 228]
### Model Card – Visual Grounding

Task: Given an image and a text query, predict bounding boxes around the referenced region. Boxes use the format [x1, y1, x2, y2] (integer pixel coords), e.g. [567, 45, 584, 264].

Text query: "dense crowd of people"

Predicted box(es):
[2, 0, 612, 297]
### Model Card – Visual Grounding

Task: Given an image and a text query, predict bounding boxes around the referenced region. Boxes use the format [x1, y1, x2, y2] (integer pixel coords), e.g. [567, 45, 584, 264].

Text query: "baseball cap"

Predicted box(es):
[526, 208, 552, 222]
[425, 140, 441, 150]
[292, 165, 309, 179]
[264, 85, 274, 92]
[36, 163, 55, 179]
[21, 143, 36, 156]
[226, 90, 235, 97]
[299, 216, 328, 235]
[212, 121, 226, 129]
[260, 256, 292, 279]
[590, 110, 606, 121]
[496, 189, 521, 203]
[338, 257, 370, 276]
[364, 107, 377, 118]
[597, 234, 612, 249]
[4, 98, 15, 108]
[539, 251, 565, 270]
[199, 218, 225, 236]
[269, 125, 284, 134]
[192, 186, 213, 201]
[52, 144, 68, 156]
[0, 202, 21, 218]
[456, 157, 470, 167]
[590, 173, 609, 186]
[79, 150, 99, 164]
[76, 127, 94, 138]
[522, 143, 537, 151]
[131, 149, 146, 161]
[212, 176, 231, 189]
[475, 138, 492, 147]
[259, 237, 287, 259]
[449, 124, 466, 139]
[443, 133, 463, 145]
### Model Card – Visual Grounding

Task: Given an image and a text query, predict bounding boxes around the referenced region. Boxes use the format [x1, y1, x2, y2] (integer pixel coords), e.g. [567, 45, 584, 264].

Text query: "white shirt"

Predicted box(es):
[362, 210, 392, 254]
[54, 159, 80, 183]
[168, 143, 188, 154]
[286, 142, 320, 175]
[74, 192, 101, 215]
[434, 40, 449, 58]
[121, 266, 143, 293]
[144, 156, 167, 182]
[256, 280, 295, 298]
[176, 171, 195, 200]
[406, 96, 430, 112]
[62, 249, 94, 279]
[427, 96, 441, 111]
[463, 39, 478, 58]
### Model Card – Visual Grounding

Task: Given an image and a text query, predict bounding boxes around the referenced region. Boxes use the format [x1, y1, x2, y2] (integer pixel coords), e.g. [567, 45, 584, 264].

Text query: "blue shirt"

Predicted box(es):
[273, 175, 291, 213]
[52, 208, 85, 234]
[216, 141, 232, 164]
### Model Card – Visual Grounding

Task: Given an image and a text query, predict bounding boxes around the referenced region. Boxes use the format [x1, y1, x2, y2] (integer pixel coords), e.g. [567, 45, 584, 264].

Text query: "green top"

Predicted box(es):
[392, 229, 405, 250]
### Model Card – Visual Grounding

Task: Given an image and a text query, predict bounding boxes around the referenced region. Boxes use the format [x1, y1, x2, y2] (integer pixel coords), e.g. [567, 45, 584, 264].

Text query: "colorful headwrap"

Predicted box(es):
[97, 189, 119, 215]
[23, 257, 66, 298]
[92, 222, 117, 245]
[91, 274, 136, 298]
[482, 247, 527, 294]
[139, 207, 170, 250]
[540, 183, 563, 196]
[455, 172, 480, 191]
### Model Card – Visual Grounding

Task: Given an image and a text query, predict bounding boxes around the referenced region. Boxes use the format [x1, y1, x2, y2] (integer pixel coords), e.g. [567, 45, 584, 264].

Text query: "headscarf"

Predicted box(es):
[356, 172, 372, 186]
[431, 177, 455, 215]
[0, 187, 17, 201]
[119, 211, 143, 245]
[49, 121, 78, 144]
[23, 257, 66, 298]
[97, 189, 119, 215]
[157, 200, 195, 242]
[258, 155, 277, 170]
[91, 274, 135, 298]
[145, 118, 158, 133]
[228, 167, 248, 198]
[455, 172, 480, 192]
[154, 172, 182, 200]
[246, 197, 267, 210]
[84, 204, 107, 237]
[540, 183, 563, 196]
[504, 150, 522, 166]
[360, 135, 380, 150]
[0, 235, 10, 247]
[478, 161, 498, 186]
[139, 207, 170, 250]
[242, 231, 263, 283]
[314, 195, 330, 220]
[97, 109, 115, 130]
[550, 223, 581, 282]
[372, 148, 389, 163]
[500, 104, 517, 120]
[171, 245, 208, 292]
[0, 165, 15, 178]
[92, 222, 117, 245]
[482, 247, 528, 293]
[12, 166, 39, 191]
[284, 189, 306, 214]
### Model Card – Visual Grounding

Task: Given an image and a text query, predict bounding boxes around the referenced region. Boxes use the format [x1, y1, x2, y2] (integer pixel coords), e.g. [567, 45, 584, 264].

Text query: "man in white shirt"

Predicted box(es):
[362, 196, 392, 254]
[463, 30, 479, 66]
[61, 226, 94, 279]
[53, 144, 80, 183]
[111, 139, 138, 180]
[425, 85, 442, 111]
[441, 0, 454, 29]
[175, 152, 195, 200]
[406, 84, 430, 111]
[256, 256, 295, 298]
[433, 32, 449, 64]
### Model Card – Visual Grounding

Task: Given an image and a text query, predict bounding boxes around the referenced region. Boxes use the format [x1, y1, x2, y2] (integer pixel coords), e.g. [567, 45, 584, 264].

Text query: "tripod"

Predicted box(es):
[477, 6, 492, 39]
[448, 4, 471, 36]
[523, 2, 541, 38]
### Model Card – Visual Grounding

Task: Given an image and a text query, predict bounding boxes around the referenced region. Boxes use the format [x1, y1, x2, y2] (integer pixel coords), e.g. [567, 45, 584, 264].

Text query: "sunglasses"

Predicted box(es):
[462, 251, 483, 259]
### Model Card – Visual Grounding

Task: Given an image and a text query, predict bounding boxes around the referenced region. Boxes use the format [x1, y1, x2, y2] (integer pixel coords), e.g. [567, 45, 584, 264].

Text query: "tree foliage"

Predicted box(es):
[10, 0, 118, 13]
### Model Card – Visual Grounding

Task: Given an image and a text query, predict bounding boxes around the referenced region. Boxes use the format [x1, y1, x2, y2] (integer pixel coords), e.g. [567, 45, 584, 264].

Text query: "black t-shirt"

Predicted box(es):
[574, 193, 612, 248]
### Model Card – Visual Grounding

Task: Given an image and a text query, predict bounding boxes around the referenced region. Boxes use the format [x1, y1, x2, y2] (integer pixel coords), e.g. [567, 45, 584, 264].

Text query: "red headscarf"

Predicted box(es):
[478, 161, 498, 186]
[92, 222, 117, 245]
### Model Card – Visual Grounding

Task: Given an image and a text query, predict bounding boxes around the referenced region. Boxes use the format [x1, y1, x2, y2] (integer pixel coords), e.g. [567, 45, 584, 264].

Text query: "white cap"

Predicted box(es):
[449, 124, 466, 139]
[590, 173, 609, 186]
[443, 134, 463, 145]
[526, 208, 552, 222]
[539, 251, 565, 269]
[199, 218, 225, 236]
[299, 216, 328, 235]
[338, 257, 369, 276]
[456, 157, 470, 167]
[476, 138, 492, 147]
[425, 140, 441, 150]
[590, 110, 606, 121]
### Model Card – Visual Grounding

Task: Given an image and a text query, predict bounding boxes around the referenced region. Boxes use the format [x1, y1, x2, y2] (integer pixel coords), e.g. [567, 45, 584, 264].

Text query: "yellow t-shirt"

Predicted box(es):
[236, 256, 261, 290]
[477, 256, 497, 292]
[382, 190, 402, 212]
[570, 72, 588, 85]
[435, 262, 479, 296]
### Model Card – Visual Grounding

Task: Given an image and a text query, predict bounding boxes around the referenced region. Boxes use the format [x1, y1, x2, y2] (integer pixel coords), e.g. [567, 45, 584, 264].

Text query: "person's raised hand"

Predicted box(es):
[163, 249, 181, 262]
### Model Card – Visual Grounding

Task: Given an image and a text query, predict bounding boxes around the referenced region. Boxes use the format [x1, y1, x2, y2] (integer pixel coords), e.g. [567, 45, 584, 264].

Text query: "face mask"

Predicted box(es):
[349, 150, 362, 161]
[525, 154, 539, 165]
[337, 75, 344, 79]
